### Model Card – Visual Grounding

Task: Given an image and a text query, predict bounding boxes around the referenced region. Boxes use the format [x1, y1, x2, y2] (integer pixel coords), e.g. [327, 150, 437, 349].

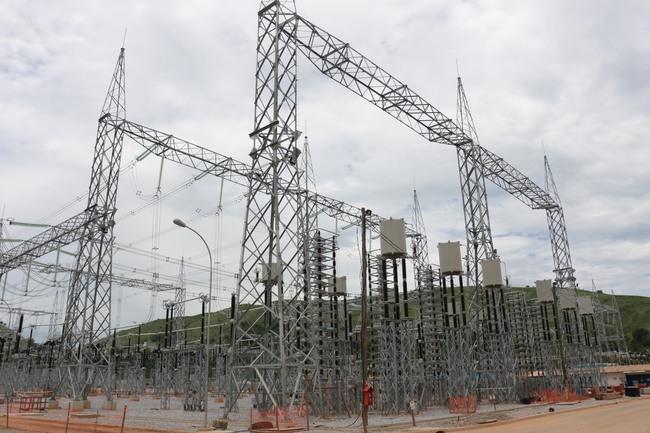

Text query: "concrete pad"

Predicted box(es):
[101, 400, 117, 411]
[70, 400, 85, 412]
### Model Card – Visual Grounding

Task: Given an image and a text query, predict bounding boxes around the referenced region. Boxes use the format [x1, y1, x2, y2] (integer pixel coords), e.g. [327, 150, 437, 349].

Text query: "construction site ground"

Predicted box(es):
[0, 393, 647, 433]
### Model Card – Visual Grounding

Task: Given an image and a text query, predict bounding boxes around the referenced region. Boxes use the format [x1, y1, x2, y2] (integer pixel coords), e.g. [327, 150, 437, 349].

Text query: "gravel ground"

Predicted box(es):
[0, 393, 643, 433]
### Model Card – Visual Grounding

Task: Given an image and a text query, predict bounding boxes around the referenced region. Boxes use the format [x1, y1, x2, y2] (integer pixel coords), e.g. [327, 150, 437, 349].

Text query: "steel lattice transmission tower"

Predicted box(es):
[455, 77, 518, 402]
[544, 156, 576, 291]
[455, 77, 496, 288]
[60, 47, 126, 402]
[543, 155, 602, 388]
[227, 0, 310, 412]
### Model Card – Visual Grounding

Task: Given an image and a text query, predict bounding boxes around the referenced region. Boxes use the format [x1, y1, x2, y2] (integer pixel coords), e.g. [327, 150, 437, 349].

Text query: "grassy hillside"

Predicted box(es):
[503, 286, 650, 354]
[597, 293, 650, 353]
[509, 287, 650, 357]
[114, 304, 262, 348]
[0, 321, 11, 338]
[115, 289, 650, 357]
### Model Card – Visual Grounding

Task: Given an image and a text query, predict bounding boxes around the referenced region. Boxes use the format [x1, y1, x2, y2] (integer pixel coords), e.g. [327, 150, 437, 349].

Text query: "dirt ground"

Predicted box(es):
[0, 395, 648, 433]
[439, 396, 650, 433]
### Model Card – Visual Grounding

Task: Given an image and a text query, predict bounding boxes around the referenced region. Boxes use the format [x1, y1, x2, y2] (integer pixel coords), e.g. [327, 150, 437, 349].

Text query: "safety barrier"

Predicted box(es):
[249, 405, 310, 432]
[537, 389, 582, 404]
[449, 395, 477, 414]
[11, 391, 52, 413]
[60, 403, 128, 433]
[3, 401, 128, 433]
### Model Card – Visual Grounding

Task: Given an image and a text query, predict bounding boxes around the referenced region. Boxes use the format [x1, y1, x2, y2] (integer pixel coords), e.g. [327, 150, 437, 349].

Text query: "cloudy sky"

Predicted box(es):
[1, 1, 649, 340]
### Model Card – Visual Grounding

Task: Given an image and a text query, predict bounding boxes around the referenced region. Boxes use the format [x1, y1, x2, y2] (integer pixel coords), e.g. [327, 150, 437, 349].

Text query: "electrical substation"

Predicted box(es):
[0, 1, 633, 431]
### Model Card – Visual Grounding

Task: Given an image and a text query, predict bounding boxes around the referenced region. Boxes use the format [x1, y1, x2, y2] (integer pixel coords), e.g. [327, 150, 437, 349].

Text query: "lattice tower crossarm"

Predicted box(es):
[293, 16, 467, 146]
[29, 259, 180, 292]
[290, 14, 569, 295]
[120, 120, 414, 235]
[292, 12, 558, 217]
[0, 209, 106, 275]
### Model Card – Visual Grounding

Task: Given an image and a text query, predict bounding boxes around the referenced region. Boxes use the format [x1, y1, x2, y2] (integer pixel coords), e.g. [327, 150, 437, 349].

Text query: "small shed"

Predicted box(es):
[601, 364, 650, 388]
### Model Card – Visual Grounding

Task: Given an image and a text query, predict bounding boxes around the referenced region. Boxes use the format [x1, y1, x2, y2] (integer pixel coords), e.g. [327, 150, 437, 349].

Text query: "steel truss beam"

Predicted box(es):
[29, 260, 179, 293]
[293, 17, 467, 147]
[481, 148, 556, 210]
[120, 119, 414, 235]
[0, 209, 105, 275]
[291, 13, 565, 259]
[292, 14, 555, 211]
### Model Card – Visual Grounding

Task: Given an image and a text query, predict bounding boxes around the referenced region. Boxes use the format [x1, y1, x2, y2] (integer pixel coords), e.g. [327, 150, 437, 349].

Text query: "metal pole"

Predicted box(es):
[120, 404, 128, 433]
[173, 219, 213, 428]
[360, 208, 369, 433]
[551, 282, 569, 389]
[64, 402, 71, 433]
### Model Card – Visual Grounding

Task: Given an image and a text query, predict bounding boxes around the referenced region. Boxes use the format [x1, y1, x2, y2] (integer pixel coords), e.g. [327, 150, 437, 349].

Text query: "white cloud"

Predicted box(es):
[1, 0, 649, 341]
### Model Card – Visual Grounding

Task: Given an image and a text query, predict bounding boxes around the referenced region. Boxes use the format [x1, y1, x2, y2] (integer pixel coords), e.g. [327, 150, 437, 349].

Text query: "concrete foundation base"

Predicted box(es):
[47, 400, 60, 409]
[101, 400, 117, 411]
[70, 400, 85, 412]
[199, 425, 232, 432]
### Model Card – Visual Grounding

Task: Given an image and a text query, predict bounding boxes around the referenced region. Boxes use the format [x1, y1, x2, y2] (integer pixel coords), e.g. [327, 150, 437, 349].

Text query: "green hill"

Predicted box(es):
[0, 320, 11, 338]
[503, 286, 650, 355]
[114, 304, 262, 348]
[114, 289, 650, 358]
[596, 293, 650, 353]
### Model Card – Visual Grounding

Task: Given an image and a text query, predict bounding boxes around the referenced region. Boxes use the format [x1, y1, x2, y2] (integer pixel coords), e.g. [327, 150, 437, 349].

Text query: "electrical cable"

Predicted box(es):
[346, 409, 363, 427]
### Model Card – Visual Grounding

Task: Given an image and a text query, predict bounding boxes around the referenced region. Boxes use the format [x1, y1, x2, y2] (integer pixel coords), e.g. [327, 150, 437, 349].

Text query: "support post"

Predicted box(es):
[361, 208, 370, 433]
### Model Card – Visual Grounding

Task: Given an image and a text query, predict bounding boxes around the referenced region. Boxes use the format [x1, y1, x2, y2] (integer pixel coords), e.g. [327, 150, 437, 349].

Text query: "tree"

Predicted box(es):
[631, 327, 650, 351]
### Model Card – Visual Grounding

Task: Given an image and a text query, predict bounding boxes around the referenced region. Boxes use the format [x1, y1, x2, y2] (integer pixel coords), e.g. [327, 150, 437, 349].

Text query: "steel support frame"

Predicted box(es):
[226, 0, 307, 414]
[410, 190, 441, 406]
[59, 48, 126, 402]
[1, 2, 627, 409]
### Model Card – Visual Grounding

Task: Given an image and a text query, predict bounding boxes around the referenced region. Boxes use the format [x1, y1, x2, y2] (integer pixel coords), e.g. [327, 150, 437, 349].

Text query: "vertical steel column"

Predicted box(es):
[226, 0, 307, 416]
[61, 47, 126, 403]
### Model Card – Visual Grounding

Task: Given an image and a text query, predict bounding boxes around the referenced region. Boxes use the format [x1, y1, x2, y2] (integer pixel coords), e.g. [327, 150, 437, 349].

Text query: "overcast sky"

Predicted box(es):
[1, 1, 649, 340]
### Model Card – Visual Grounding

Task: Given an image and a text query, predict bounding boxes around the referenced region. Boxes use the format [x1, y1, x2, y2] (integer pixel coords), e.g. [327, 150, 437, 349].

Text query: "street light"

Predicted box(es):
[173, 218, 213, 428]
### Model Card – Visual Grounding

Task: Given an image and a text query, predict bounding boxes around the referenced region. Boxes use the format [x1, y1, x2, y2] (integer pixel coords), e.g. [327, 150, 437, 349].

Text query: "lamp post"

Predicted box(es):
[173, 218, 212, 428]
